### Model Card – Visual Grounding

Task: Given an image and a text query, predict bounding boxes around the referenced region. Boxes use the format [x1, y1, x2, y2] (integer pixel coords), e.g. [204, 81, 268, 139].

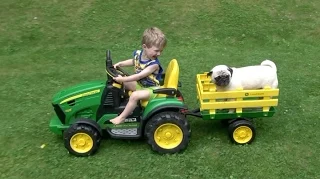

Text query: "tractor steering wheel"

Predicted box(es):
[107, 66, 130, 78]
[105, 50, 130, 79]
[106, 50, 130, 88]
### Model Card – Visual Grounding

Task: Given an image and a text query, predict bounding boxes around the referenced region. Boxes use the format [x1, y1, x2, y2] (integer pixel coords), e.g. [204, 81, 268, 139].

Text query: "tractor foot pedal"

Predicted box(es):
[111, 128, 138, 136]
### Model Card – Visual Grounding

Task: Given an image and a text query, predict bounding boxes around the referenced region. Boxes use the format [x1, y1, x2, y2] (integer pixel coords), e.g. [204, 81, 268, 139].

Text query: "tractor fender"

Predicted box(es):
[74, 118, 103, 136]
[142, 104, 187, 121]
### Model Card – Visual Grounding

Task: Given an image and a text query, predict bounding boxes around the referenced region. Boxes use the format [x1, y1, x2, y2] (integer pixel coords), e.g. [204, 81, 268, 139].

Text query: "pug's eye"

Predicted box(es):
[214, 76, 222, 82]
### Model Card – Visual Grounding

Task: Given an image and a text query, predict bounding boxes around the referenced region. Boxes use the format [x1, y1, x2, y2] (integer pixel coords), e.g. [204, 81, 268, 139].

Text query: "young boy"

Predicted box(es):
[110, 27, 166, 125]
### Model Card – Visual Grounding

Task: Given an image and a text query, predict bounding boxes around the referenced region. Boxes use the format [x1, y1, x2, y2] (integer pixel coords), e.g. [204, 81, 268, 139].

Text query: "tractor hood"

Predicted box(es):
[52, 80, 106, 105]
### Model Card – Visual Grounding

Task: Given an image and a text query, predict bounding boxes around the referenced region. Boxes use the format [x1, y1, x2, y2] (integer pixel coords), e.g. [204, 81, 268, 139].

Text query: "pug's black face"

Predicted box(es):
[214, 74, 230, 86]
[208, 65, 233, 87]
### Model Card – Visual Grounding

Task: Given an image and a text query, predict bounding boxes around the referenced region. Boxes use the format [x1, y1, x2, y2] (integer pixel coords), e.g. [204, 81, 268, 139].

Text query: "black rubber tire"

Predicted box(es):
[145, 111, 191, 154]
[63, 123, 101, 156]
[228, 119, 256, 144]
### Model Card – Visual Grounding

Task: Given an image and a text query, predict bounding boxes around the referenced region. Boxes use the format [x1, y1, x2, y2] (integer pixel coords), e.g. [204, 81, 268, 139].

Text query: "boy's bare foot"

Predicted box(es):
[110, 116, 125, 125]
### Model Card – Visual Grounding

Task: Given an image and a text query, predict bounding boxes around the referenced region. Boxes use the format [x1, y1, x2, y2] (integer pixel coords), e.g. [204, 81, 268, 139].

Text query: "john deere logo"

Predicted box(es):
[245, 92, 265, 96]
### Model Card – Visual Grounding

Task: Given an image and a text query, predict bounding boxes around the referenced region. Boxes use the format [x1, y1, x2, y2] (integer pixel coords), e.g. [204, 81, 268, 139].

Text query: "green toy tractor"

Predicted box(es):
[49, 50, 191, 156]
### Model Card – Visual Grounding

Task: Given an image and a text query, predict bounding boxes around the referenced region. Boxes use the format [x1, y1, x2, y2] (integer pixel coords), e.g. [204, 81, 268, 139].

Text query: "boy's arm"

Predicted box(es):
[115, 59, 134, 67]
[115, 64, 159, 82]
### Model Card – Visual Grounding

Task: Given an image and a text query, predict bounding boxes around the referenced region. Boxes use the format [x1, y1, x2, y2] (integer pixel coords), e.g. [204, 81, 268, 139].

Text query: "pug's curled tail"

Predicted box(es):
[261, 59, 277, 72]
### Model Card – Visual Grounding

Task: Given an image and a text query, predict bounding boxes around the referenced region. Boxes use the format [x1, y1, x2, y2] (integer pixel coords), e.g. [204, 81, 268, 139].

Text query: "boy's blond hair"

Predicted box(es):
[142, 27, 167, 49]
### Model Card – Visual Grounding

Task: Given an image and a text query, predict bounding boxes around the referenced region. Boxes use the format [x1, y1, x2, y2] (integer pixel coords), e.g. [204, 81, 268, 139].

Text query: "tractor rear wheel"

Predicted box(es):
[63, 123, 101, 156]
[145, 111, 191, 154]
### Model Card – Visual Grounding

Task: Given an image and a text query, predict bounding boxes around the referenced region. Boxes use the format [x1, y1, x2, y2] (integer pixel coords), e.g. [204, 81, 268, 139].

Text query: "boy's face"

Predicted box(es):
[142, 44, 163, 60]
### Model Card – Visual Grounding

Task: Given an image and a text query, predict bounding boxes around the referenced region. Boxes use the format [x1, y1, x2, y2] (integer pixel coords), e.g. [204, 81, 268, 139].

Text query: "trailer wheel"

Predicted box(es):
[228, 119, 255, 144]
[145, 111, 191, 154]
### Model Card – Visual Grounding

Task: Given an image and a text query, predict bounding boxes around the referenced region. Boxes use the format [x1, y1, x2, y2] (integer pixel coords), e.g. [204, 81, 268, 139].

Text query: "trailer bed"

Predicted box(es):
[195, 73, 280, 120]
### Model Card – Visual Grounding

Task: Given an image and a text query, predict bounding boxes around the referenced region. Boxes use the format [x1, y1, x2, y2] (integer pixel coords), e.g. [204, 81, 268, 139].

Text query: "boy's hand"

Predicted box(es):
[113, 62, 121, 69]
[113, 75, 125, 83]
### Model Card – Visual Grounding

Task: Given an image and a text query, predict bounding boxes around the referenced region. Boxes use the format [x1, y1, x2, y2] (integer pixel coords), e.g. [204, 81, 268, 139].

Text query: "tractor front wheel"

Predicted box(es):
[145, 111, 191, 154]
[63, 123, 101, 156]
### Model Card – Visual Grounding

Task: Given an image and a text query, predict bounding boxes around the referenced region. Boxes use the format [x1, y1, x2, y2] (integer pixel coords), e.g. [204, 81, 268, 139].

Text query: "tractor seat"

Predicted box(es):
[140, 59, 179, 107]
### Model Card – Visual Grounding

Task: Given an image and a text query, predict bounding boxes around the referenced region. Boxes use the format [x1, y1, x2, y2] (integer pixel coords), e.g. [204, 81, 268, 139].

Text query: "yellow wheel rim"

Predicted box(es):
[154, 123, 183, 149]
[233, 126, 253, 144]
[70, 133, 94, 153]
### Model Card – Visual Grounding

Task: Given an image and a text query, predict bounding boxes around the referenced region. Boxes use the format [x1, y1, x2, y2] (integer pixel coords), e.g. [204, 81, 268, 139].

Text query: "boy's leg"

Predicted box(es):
[110, 89, 151, 125]
[123, 81, 137, 91]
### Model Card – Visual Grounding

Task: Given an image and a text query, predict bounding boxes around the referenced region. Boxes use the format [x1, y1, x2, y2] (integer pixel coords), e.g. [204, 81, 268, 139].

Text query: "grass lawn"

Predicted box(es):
[1, 0, 320, 178]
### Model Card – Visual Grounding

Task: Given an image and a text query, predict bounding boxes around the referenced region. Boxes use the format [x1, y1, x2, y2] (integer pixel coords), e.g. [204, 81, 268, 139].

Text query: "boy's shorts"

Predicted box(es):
[136, 83, 159, 100]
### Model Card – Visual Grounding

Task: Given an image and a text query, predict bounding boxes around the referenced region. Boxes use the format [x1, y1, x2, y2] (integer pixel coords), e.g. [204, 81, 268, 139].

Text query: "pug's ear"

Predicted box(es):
[207, 71, 213, 77]
[227, 67, 233, 77]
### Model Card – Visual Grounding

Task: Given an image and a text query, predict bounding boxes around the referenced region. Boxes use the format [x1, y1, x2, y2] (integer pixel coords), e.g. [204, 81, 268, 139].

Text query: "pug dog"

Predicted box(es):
[207, 60, 278, 91]
[207, 60, 278, 113]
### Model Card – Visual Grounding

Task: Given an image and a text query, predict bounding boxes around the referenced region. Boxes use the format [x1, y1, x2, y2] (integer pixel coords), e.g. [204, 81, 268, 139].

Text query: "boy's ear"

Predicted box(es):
[142, 44, 147, 49]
